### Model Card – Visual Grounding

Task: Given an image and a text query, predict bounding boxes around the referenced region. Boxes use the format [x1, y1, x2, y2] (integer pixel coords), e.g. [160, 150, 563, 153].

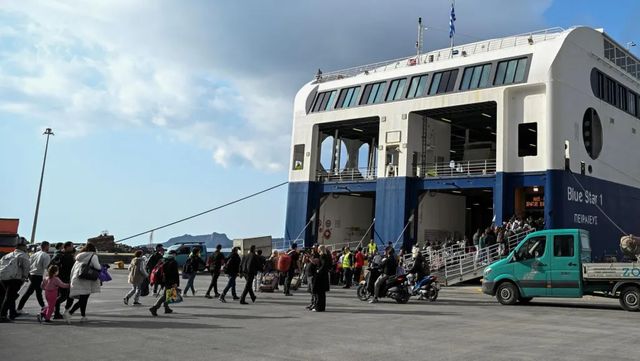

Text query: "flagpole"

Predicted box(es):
[449, 0, 456, 57]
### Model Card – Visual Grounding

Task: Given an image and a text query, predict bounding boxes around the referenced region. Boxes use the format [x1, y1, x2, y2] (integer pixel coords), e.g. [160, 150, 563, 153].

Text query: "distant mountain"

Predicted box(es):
[162, 232, 285, 251]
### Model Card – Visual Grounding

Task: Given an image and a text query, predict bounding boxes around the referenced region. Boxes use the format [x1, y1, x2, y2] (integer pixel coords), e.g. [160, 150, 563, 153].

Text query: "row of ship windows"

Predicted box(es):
[590, 68, 640, 117]
[311, 57, 529, 113]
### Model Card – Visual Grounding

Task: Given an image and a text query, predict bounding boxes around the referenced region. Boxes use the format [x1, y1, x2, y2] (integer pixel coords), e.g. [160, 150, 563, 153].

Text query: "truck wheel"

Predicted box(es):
[619, 286, 640, 312]
[496, 282, 518, 305]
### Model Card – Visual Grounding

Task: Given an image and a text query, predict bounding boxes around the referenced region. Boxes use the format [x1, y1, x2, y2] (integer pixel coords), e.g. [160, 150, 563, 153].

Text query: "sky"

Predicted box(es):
[1, 0, 639, 246]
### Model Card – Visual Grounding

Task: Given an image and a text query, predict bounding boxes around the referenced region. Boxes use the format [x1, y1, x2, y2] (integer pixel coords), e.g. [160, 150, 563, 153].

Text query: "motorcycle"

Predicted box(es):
[357, 270, 411, 304]
[407, 273, 440, 301]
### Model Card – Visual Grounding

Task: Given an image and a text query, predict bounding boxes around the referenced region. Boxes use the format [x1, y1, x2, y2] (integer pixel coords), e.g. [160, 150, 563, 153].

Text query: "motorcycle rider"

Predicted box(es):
[408, 246, 427, 281]
[369, 246, 397, 304]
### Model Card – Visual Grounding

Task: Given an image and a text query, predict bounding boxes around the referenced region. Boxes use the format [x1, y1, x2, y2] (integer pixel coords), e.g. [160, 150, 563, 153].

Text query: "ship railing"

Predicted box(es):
[421, 159, 496, 178]
[316, 167, 377, 183]
[316, 27, 565, 83]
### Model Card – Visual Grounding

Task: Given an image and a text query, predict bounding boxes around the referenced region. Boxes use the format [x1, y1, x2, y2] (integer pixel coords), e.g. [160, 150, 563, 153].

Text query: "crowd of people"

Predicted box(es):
[0, 238, 103, 323]
[0, 236, 446, 324]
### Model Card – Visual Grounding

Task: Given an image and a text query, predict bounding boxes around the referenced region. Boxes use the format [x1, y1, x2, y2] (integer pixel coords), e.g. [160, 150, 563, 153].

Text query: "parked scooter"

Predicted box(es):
[407, 273, 440, 301]
[357, 270, 411, 304]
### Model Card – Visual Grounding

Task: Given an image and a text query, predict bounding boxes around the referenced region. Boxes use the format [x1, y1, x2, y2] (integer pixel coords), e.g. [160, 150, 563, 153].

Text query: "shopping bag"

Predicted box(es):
[181, 272, 191, 280]
[140, 278, 150, 297]
[165, 287, 183, 304]
[98, 265, 112, 282]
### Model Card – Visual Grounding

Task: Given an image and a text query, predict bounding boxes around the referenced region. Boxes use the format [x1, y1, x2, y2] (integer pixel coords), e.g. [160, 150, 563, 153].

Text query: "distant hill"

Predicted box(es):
[162, 232, 285, 250]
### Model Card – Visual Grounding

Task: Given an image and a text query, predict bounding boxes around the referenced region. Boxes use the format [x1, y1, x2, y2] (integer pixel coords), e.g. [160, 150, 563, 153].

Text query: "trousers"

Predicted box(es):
[18, 274, 44, 310]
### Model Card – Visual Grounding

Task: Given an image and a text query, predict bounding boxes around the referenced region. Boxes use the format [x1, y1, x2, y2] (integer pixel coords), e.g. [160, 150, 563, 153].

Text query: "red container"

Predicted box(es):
[0, 218, 19, 234]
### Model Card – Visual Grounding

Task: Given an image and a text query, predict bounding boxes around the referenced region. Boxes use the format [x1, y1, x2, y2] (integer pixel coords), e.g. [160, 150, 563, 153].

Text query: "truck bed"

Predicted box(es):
[583, 263, 640, 280]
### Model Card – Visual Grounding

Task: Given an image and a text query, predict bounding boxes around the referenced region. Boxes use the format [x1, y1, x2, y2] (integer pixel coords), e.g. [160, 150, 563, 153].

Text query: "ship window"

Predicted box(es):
[292, 144, 305, 170]
[628, 92, 637, 116]
[335, 86, 361, 109]
[518, 123, 537, 157]
[386, 78, 407, 101]
[460, 64, 491, 90]
[583, 108, 602, 160]
[407, 74, 428, 98]
[361, 82, 386, 105]
[429, 69, 458, 95]
[495, 57, 528, 85]
[312, 90, 337, 112]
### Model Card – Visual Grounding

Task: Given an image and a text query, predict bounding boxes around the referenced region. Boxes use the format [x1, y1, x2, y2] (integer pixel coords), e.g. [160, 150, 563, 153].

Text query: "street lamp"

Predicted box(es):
[30, 128, 54, 244]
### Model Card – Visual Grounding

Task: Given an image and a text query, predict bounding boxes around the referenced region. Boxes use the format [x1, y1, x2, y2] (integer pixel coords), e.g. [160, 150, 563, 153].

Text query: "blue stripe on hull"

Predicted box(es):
[284, 170, 639, 258]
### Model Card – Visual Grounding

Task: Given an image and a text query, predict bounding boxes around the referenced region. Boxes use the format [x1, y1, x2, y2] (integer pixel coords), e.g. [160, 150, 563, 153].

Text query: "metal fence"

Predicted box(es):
[316, 27, 565, 83]
[316, 167, 377, 183]
[422, 159, 496, 178]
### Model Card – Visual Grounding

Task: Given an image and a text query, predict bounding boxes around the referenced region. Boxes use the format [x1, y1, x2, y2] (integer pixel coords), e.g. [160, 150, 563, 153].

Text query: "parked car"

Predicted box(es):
[166, 242, 207, 271]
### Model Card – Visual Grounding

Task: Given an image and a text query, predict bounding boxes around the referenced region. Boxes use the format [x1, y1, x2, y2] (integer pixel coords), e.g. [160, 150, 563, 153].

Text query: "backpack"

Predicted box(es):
[150, 261, 164, 285]
[183, 257, 195, 274]
[0, 252, 22, 281]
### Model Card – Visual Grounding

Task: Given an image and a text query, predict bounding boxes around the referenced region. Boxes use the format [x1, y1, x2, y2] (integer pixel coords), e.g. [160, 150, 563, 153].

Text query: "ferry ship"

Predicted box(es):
[284, 26, 640, 259]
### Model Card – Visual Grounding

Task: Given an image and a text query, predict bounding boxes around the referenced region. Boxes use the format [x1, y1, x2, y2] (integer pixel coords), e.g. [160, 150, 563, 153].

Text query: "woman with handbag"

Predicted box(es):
[64, 243, 101, 324]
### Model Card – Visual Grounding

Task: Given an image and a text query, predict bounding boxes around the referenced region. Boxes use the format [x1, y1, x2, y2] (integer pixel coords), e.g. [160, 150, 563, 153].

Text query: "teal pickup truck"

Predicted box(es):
[482, 229, 640, 311]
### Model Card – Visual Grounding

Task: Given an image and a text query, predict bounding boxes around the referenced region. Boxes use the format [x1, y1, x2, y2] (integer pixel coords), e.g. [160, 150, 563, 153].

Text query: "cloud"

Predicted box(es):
[0, 0, 553, 170]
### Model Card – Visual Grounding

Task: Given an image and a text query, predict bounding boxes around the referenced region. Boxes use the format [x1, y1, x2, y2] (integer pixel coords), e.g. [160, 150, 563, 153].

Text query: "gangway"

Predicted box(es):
[441, 229, 532, 286]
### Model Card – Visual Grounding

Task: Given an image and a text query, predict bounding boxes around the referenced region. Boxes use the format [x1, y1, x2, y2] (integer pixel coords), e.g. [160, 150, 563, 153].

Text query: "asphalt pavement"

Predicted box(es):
[1, 269, 638, 361]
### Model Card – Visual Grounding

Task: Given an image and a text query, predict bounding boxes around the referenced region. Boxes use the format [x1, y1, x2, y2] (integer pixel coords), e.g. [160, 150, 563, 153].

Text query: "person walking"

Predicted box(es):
[219, 247, 241, 303]
[283, 244, 300, 296]
[124, 250, 148, 306]
[38, 265, 69, 323]
[17, 241, 51, 314]
[182, 247, 205, 297]
[305, 245, 319, 310]
[205, 244, 225, 299]
[239, 245, 258, 304]
[0, 237, 30, 323]
[266, 250, 279, 290]
[253, 249, 266, 292]
[312, 245, 331, 312]
[353, 246, 365, 284]
[51, 241, 75, 319]
[65, 243, 101, 324]
[146, 244, 164, 296]
[342, 247, 354, 289]
[149, 250, 180, 316]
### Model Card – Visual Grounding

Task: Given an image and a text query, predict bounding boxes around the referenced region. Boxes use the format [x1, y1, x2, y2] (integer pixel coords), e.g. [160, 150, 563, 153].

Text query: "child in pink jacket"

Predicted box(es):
[38, 265, 69, 323]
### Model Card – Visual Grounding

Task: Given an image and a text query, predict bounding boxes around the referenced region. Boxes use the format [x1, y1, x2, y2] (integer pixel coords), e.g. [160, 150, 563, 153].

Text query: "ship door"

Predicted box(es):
[514, 186, 544, 221]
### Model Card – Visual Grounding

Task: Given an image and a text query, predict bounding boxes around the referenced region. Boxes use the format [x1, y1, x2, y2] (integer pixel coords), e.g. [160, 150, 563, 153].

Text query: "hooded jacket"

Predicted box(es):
[69, 252, 101, 297]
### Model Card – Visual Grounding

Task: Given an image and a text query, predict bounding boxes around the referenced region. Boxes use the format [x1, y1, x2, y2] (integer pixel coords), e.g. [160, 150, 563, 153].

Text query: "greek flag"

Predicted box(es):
[449, 3, 456, 38]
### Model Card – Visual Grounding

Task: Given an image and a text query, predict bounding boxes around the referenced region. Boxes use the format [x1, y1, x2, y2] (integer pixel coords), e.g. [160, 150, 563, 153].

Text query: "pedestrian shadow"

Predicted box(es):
[184, 313, 298, 320]
[256, 299, 310, 307]
[325, 308, 456, 316]
[60, 319, 243, 329]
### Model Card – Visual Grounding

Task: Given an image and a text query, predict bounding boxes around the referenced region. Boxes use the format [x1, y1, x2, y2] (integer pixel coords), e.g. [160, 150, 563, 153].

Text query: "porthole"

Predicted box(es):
[583, 108, 602, 160]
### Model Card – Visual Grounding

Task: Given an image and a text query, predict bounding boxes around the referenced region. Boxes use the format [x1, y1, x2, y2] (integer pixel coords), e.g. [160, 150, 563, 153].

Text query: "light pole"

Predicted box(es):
[30, 128, 54, 244]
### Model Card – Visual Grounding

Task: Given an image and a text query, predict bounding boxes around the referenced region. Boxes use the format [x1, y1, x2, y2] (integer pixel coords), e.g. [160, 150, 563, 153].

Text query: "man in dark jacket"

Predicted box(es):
[52, 242, 76, 319]
[146, 244, 164, 296]
[240, 246, 258, 304]
[312, 245, 331, 312]
[149, 250, 180, 316]
[205, 244, 225, 299]
[219, 247, 241, 303]
[370, 247, 397, 303]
